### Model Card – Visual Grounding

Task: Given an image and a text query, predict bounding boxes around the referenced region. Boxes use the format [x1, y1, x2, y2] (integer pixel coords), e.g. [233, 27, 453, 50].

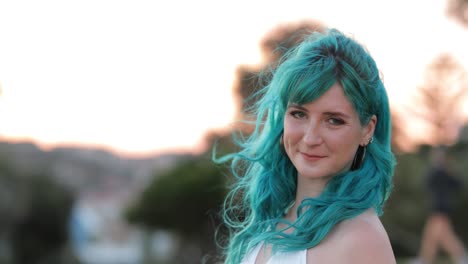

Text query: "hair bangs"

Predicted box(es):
[280, 56, 338, 107]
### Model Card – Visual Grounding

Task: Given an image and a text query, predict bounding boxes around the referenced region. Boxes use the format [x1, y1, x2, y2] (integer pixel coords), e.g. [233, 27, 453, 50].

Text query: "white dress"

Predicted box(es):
[240, 243, 307, 264]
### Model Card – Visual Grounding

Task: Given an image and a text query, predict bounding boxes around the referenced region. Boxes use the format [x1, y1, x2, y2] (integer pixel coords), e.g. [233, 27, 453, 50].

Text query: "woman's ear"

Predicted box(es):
[361, 115, 377, 145]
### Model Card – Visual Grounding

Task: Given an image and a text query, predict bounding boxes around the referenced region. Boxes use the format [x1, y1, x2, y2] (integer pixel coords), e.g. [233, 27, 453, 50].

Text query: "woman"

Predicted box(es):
[218, 28, 396, 263]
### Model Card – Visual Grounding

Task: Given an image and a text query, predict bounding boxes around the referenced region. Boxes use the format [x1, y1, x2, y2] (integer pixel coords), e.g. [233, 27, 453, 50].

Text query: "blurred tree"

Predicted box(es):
[233, 20, 325, 120]
[10, 173, 75, 264]
[126, 154, 227, 262]
[0, 160, 22, 263]
[407, 53, 468, 146]
[391, 109, 410, 153]
[381, 150, 430, 257]
[0, 158, 76, 264]
[447, 0, 468, 27]
[127, 156, 225, 233]
[260, 20, 325, 64]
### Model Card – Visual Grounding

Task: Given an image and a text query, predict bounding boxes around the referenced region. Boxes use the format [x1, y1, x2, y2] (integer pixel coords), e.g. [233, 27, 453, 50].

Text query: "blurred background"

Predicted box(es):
[1, 0, 468, 263]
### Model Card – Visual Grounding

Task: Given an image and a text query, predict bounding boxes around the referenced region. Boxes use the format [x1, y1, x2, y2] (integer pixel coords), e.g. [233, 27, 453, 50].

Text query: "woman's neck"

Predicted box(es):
[285, 175, 329, 222]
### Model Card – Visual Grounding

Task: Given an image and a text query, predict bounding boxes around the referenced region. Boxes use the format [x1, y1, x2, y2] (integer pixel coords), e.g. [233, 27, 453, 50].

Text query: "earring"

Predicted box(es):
[351, 136, 374, 171]
[279, 134, 285, 153]
[351, 145, 366, 171]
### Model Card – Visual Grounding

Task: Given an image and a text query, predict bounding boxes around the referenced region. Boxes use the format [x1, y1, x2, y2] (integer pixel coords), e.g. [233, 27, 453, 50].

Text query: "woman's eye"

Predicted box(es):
[328, 118, 345, 125]
[290, 111, 306, 119]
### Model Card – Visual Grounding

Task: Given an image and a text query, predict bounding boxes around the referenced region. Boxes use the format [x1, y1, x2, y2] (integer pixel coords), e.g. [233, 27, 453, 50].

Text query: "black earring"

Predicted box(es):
[279, 134, 286, 153]
[351, 145, 366, 171]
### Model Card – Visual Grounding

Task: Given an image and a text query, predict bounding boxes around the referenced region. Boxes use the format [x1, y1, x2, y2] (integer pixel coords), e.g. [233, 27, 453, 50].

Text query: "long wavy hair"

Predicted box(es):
[216, 28, 395, 264]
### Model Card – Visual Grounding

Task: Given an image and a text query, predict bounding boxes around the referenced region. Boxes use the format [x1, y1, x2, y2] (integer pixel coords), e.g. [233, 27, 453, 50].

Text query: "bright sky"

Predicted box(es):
[0, 0, 467, 157]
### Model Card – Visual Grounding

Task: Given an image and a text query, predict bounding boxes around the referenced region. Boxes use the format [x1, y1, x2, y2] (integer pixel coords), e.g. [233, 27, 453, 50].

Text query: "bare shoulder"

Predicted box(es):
[306, 209, 396, 264]
[337, 209, 396, 263]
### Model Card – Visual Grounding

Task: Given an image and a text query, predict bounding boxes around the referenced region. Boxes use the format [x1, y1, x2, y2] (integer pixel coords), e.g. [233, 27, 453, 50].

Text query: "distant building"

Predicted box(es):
[69, 190, 143, 264]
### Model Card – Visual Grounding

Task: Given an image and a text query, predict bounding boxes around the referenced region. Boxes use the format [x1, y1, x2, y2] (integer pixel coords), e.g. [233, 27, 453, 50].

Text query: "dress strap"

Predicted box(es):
[240, 243, 263, 264]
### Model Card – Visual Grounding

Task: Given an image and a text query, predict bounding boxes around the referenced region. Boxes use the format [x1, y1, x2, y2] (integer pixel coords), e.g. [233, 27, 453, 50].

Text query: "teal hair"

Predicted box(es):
[216, 28, 395, 264]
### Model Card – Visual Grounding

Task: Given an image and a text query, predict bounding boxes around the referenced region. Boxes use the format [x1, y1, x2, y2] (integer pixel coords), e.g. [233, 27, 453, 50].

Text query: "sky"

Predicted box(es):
[0, 0, 467, 157]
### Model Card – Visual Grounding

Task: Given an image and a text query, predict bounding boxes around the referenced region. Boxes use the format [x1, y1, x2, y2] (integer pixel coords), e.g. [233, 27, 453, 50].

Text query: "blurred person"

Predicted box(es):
[216, 28, 396, 263]
[416, 147, 467, 264]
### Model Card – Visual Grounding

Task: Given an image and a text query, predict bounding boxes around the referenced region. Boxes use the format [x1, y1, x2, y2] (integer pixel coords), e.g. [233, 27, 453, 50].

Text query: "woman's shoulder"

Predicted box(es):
[307, 209, 396, 264]
[338, 208, 388, 237]
[337, 209, 396, 263]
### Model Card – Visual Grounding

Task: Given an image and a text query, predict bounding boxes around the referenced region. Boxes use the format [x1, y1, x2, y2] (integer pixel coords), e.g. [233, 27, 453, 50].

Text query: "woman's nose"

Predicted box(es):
[303, 122, 323, 145]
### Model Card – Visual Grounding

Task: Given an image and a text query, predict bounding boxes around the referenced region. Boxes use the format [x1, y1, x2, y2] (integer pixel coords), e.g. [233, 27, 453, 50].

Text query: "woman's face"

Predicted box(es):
[283, 82, 376, 183]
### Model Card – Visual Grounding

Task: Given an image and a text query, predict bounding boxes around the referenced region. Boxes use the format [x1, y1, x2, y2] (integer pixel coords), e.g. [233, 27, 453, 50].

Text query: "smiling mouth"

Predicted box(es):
[301, 153, 326, 161]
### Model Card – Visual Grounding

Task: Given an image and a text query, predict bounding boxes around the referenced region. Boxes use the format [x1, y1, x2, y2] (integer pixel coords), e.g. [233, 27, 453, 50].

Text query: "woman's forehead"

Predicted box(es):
[289, 83, 356, 111]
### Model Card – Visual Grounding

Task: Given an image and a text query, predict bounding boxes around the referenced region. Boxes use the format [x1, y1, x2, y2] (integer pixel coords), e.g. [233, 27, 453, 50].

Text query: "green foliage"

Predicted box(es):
[382, 152, 429, 256]
[0, 160, 21, 236]
[0, 159, 76, 264]
[126, 155, 227, 235]
[12, 175, 75, 264]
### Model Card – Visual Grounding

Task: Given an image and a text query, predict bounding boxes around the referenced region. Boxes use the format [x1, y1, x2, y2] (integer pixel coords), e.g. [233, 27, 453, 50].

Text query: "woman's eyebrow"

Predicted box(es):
[323, 111, 351, 119]
[288, 104, 307, 111]
[288, 104, 351, 119]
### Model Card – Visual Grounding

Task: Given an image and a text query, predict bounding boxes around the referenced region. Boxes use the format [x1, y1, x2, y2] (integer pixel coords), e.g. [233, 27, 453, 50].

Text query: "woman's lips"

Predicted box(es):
[301, 152, 326, 161]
